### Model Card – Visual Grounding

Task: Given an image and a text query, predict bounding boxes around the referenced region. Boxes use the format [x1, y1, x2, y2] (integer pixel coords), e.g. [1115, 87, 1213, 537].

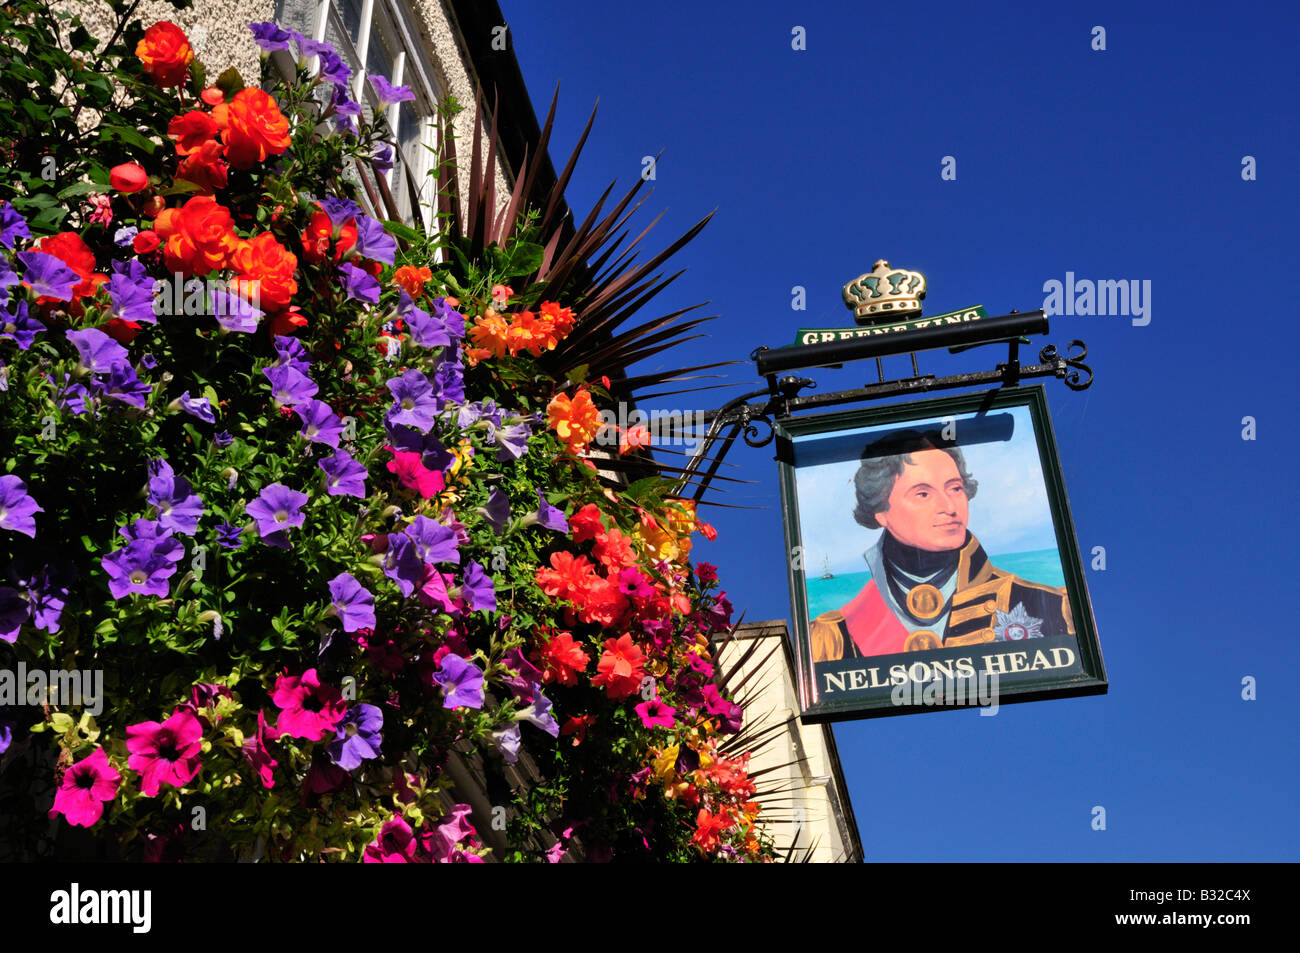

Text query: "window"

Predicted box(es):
[274, 0, 442, 228]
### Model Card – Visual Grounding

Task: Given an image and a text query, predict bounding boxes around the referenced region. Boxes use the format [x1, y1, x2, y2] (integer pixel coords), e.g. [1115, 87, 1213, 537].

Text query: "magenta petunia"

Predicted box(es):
[126, 708, 204, 797]
[363, 815, 416, 863]
[49, 747, 121, 827]
[271, 669, 346, 741]
[634, 696, 677, 729]
[241, 709, 278, 789]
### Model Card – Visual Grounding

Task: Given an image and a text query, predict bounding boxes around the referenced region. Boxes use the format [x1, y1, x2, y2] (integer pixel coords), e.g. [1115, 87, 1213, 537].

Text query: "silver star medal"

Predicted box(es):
[993, 603, 1043, 642]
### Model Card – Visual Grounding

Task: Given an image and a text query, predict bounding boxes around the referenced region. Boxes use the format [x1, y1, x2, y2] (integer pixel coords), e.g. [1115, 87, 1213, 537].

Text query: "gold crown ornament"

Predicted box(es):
[842, 260, 927, 324]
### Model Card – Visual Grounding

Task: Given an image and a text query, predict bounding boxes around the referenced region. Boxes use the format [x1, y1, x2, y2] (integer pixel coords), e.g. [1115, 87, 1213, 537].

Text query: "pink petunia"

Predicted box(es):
[385, 450, 444, 498]
[271, 668, 346, 741]
[634, 696, 677, 729]
[49, 747, 121, 827]
[126, 708, 203, 797]
[241, 709, 279, 788]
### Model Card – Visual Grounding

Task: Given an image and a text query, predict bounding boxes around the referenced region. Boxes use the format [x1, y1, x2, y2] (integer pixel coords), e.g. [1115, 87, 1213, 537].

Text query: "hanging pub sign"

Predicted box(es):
[776, 386, 1106, 722]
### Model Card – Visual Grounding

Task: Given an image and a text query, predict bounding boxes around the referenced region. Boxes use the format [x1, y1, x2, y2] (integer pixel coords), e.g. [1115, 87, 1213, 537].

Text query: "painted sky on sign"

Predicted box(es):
[503, 0, 1300, 861]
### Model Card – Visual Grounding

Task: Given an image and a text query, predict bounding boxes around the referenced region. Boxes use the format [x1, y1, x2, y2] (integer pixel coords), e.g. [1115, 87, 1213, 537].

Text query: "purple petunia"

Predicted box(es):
[263, 363, 318, 406]
[530, 489, 569, 533]
[514, 684, 559, 737]
[294, 399, 344, 448]
[459, 560, 496, 613]
[432, 654, 484, 710]
[405, 516, 460, 565]
[386, 369, 438, 433]
[369, 75, 415, 106]
[101, 539, 178, 599]
[215, 522, 244, 550]
[317, 196, 362, 230]
[370, 142, 394, 177]
[491, 723, 521, 765]
[173, 391, 215, 424]
[246, 483, 308, 540]
[328, 703, 383, 770]
[318, 449, 367, 498]
[147, 459, 204, 536]
[317, 49, 352, 89]
[381, 533, 423, 597]
[431, 348, 465, 410]
[353, 213, 396, 265]
[384, 421, 454, 472]
[212, 288, 263, 333]
[17, 251, 78, 301]
[108, 259, 157, 325]
[272, 334, 311, 374]
[118, 519, 185, 565]
[339, 262, 380, 304]
[67, 328, 129, 376]
[477, 487, 510, 535]
[248, 21, 293, 52]
[328, 572, 376, 633]
[113, 226, 139, 247]
[98, 363, 152, 408]
[0, 200, 31, 250]
[494, 422, 532, 461]
[0, 587, 25, 644]
[431, 298, 465, 342]
[0, 476, 42, 538]
[1, 300, 44, 351]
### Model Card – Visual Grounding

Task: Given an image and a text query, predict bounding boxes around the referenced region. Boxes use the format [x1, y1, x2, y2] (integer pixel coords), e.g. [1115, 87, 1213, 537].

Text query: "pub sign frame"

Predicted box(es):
[775, 385, 1106, 722]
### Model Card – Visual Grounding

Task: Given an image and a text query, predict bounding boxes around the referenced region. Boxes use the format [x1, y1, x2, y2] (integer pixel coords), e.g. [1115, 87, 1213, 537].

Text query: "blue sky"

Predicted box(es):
[503, 0, 1299, 860]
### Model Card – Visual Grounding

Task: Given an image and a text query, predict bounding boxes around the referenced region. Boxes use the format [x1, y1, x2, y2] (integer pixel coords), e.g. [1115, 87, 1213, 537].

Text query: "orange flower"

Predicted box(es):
[546, 388, 603, 455]
[691, 808, 734, 854]
[167, 110, 221, 156]
[136, 22, 194, 88]
[591, 634, 646, 700]
[213, 88, 290, 170]
[535, 551, 597, 603]
[619, 423, 652, 455]
[230, 232, 298, 312]
[539, 300, 575, 337]
[154, 195, 240, 276]
[300, 209, 356, 265]
[537, 632, 590, 687]
[393, 265, 432, 297]
[592, 528, 636, 572]
[574, 574, 628, 628]
[568, 503, 606, 544]
[175, 139, 228, 194]
[466, 310, 510, 363]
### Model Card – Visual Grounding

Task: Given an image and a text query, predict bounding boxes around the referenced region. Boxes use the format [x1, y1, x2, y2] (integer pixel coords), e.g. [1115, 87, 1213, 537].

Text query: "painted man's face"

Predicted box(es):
[873, 448, 969, 551]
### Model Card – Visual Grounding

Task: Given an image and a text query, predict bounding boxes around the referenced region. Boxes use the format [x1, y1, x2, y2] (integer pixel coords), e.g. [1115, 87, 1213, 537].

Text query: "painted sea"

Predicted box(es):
[805, 549, 1067, 618]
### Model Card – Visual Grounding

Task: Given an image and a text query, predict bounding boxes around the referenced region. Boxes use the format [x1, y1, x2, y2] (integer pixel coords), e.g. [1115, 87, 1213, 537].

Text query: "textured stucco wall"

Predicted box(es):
[55, 0, 273, 84]
[410, 0, 515, 210]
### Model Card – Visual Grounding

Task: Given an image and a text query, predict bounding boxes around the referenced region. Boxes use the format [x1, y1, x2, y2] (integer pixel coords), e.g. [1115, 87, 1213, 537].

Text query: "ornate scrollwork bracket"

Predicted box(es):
[1039, 340, 1093, 391]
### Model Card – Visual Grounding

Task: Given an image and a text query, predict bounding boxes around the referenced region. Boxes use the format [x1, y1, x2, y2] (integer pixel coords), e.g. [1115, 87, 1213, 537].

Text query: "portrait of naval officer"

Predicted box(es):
[810, 428, 1075, 662]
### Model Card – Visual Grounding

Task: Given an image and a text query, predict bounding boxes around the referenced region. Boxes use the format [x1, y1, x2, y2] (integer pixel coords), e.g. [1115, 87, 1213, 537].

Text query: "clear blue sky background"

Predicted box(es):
[502, 0, 1299, 860]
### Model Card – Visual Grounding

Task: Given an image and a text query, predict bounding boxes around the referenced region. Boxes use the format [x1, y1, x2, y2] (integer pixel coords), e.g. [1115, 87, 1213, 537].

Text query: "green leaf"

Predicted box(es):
[214, 66, 244, 99]
[383, 220, 421, 244]
[56, 181, 103, 200]
[504, 241, 544, 278]
[99, 123, 157, 155]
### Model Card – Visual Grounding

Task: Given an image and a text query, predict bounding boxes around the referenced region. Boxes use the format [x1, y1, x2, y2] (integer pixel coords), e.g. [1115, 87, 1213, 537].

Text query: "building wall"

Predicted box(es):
[717, 620, 862, 862]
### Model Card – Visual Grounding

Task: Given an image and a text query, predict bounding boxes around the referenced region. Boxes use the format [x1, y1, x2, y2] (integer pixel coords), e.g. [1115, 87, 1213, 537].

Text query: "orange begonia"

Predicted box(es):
[214, 88, 291, 170]
[230, 232, 298, 312]
[136, 22, 194, 88]
[154, 195, 240, 276]
[546, 388, 603, 455]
